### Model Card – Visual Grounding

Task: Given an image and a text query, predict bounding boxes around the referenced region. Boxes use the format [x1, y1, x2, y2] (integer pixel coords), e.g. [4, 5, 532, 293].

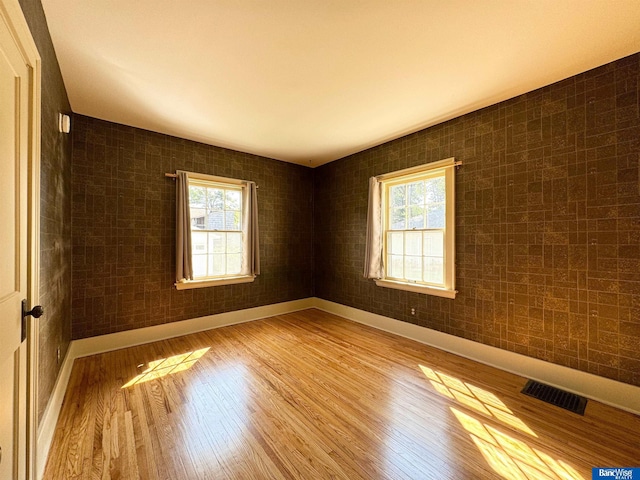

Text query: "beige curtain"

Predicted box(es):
[242, 181, 260, 276]
[364, 176, 383, 278]
[176, 171, 193, 282]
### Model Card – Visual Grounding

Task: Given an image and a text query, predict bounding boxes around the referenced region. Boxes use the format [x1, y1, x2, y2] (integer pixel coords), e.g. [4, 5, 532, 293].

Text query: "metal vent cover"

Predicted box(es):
[521, 380, 587, 415]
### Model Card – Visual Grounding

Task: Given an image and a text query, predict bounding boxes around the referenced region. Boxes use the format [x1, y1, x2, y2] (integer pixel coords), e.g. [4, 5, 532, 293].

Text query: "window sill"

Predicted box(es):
[175, 275, 255, 290]
[374, 279, 457, 299]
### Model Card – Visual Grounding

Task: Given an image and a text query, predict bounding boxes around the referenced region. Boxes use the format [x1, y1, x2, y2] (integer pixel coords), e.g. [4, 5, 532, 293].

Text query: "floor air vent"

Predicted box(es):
[521, 380, 587, 415]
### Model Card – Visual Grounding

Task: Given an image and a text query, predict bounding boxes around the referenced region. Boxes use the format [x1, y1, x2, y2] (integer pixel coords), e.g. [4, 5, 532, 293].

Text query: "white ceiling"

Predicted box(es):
[41, 1, 640, 167]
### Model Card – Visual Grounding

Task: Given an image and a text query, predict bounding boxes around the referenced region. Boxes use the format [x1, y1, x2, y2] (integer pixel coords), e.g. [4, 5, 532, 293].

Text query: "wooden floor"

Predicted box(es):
[44, 309, 640, 479]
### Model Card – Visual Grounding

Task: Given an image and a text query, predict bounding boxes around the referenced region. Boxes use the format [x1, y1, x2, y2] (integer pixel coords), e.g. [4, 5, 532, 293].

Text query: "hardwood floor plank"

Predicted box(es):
[44, 309, 640, 479]
[99, 408, 110, 480]
[124, 410, 140, 479]
[129, 385, 159, 480]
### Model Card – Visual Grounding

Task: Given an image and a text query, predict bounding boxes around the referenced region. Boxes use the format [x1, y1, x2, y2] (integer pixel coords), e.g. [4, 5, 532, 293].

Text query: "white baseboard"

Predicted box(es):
[36, 345, 75, 480]
[313, 297, 640, 416]
[70, 298, 315, 359]
[36, 296, 640, 478]
[35, 297, 314, 478]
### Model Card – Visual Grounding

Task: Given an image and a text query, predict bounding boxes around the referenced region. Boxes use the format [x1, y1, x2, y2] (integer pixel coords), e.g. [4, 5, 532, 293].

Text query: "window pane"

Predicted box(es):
[425, 176, 445, 203]
[423, 231, 444, 257]
[408, 181, 424, 205]
[424, 257, 444, 284]
[209, 211, 224, 230]
[391, 207, 406, 230]
[208, 188, 224, 210]
[189, 186, 206, 206]
[388, 232, 403, 255]
[405, 231, 422, 256]
[207, 254, 214, 277]
[191, 214, 205, 230]
[189, 186, 206, 230]
[427, 204, 445, 228]
[225, 211, 241, 230]
[211, 254, 225, 276]
[209, 232, 225, 253]
[390, 185, 406, 207]
[405, 256, 422, 281]
[227, 254, 242, 274]
[227, 232, 242, 254]
[408, 206, 424, 229]
[389, 255, 404, 278]
[225, 190, 241, 210]
[193, 255, 207, 277]
[192, 232, 207, 253]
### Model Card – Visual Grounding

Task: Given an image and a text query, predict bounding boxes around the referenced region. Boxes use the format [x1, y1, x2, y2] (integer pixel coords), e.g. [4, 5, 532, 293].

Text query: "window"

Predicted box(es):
[364, 157, 457, 298]
[175, 171, 259, 290]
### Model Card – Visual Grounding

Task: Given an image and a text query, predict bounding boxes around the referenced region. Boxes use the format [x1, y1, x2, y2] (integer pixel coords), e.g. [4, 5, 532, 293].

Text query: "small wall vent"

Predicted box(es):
[521, 380, 587, 415]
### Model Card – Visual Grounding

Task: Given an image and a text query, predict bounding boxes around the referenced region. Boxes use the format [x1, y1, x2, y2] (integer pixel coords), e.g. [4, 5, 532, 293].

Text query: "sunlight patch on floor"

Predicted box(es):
[122, 347, 210, 388]
[451, 408, 584, 480]
[419, 365, 536, 436]
[419, 365, 584, 480]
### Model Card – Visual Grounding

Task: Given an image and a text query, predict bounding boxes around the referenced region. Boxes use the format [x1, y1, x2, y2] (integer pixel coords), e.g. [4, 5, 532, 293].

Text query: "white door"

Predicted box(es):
[0, 1, 34, 477]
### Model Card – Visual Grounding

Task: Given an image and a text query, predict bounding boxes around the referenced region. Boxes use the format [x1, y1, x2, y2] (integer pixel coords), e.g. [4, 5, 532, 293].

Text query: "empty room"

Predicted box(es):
[1, 0, 639, 479]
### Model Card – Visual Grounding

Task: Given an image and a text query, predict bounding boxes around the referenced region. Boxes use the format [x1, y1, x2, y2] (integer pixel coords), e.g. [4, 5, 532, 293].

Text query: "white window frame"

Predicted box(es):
[375, 158, 457, 299]
[175, 171, 255, 290]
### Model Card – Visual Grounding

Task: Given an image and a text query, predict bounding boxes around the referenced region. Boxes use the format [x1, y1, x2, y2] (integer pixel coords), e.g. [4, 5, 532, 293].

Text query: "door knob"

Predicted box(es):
[21, 300, 44, 342]
[24, 304, 44, 318]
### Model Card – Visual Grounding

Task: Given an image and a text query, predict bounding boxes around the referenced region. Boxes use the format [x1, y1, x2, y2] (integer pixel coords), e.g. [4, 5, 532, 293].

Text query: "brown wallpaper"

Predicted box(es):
[18, 0, 73, 422]
[71, 115, 314, 339]
[314, 53, 640, 387]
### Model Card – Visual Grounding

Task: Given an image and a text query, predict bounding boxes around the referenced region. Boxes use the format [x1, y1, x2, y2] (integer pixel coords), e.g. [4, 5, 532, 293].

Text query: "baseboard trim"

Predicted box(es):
[36, 346, 75, 480]
[70, 298, 315, 359]
[35, 297, 314, 478]
[312, 298, 640, 416]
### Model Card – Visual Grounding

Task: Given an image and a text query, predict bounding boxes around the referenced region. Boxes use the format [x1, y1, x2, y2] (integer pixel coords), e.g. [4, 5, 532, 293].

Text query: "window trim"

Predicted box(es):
[375, 157, 458, 298]
[175, 275, 255, 290]
[187, 171, 246, 186]
[374, 279, 457, 298]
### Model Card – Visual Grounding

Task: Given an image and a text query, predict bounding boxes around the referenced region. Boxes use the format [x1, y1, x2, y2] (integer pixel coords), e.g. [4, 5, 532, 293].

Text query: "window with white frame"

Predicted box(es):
[364, 158, 457, 298]
[175, 170, 259, 290]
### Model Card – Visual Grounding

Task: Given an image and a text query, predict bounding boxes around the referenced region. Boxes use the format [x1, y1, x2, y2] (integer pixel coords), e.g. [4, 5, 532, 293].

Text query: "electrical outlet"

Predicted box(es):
[410, 307, 416, 315]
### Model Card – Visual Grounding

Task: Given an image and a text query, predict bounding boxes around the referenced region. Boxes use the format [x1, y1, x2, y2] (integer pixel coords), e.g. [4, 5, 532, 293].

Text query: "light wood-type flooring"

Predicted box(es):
[44, 309, 640, 479]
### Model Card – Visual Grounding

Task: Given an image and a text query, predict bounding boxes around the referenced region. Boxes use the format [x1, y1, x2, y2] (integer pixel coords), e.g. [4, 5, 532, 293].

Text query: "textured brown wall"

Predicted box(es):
[71, 115, 314, 339]
[18, 0, 73, 422]
[314, 54, 640, 387]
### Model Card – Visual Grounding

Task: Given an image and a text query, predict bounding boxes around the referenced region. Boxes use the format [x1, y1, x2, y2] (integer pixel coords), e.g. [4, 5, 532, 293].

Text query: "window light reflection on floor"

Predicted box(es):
[419, 365, 536, 436]
[419, 365, 584, 480]
[122, 347, 210, 388]
[451, 408, 584, 480]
